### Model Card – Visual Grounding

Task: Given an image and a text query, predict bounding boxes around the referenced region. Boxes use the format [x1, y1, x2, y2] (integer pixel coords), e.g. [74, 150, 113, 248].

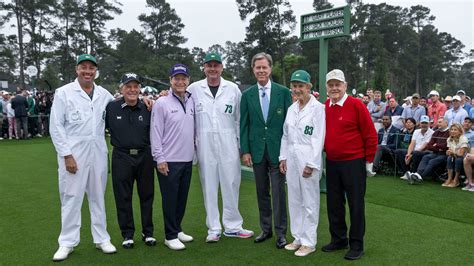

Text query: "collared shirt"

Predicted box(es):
[412, 128, 434, 151]
[150, 90, 195, 164]
[257, 80, 271, 107]
[447, 135, 469, 153]
[105, 98, 151, 150]
[329, 93, 348, 107]
[444, 107, 468, 127]
[381, 125, 392, 145]
[428, 101, 447, 125]
[401, 105, 426, 123]
[465, 129, 474, 147]
[367, 100, 387, 122]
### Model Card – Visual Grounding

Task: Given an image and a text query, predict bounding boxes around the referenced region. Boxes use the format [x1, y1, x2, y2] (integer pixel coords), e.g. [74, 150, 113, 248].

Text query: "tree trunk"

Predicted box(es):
[15, 1, 25, 90]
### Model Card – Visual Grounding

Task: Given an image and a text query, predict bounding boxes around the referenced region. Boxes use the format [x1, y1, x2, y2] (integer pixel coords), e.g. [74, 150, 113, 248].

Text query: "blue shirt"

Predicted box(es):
[465, 129, 474, 148]
[367, 100, 386, 122]
[444, 107, 468, 127]
[401, 105, 426, 123]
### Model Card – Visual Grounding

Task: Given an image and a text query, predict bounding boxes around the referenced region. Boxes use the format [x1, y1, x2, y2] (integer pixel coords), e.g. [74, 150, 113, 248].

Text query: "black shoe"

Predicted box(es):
[321, 242, 349, 252]
[344, 249, 364, 260]
[276, 236, 287, 249]
[122, 238, 134, 249]
[254, 232, 273, 243]
[142, 234, 157, 246]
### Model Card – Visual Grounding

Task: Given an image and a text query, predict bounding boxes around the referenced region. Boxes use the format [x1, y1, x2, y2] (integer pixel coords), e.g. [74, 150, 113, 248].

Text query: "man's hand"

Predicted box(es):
[159, 90, 169, 97]
[279, 160, 287, 174]
[405, 153, 412, 165]
[64, 155, 78, 174]
[142, 97, 154, 111]
[302, 166, 313, 178]
[366, 162, 375, 177]
[157, 162, 169, 176]
[242, 153, 253, 167]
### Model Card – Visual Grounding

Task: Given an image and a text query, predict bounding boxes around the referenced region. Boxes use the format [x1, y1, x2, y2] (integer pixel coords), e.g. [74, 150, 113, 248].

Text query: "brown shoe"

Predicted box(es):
[448, 181, 460, 188]
[295, 245, 315, 257]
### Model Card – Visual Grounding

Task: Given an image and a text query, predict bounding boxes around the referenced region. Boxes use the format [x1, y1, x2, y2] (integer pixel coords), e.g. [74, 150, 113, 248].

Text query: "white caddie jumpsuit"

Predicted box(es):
[279, 96, 325, 248]
[50, 79, 114, 247]
[187, 78, 244, 235]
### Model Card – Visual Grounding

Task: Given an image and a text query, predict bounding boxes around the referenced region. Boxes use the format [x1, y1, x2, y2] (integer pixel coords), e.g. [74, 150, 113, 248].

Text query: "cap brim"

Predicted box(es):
[326, 78, 345, 83]
[77, 59, 97, 66]
[291, 78, 310, 83]
[120, 79, 141, 86]
[204, 59, 222, 64]
[171, 71, 189, 77]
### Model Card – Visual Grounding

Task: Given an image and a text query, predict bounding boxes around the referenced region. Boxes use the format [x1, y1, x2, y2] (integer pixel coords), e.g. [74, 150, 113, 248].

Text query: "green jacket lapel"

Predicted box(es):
[249, 85, 265, 124]
[266, 82, 281, 123]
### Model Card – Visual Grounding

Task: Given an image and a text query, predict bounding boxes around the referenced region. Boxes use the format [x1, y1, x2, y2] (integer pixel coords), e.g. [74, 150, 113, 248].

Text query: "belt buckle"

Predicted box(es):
[129, 149, 138, 155]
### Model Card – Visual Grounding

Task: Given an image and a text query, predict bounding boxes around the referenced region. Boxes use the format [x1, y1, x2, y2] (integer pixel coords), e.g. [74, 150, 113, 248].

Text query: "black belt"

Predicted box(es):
[114, 146, 150, 155]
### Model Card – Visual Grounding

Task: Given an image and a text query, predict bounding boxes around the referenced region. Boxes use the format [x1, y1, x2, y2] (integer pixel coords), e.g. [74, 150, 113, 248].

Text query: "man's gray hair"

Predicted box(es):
[251, 52, 273, 68]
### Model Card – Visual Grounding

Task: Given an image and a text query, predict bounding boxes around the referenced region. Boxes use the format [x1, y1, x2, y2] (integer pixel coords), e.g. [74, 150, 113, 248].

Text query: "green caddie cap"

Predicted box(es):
[203, 52, 222, 64]
[76, 54, 97, 66]
[290, 70, 311, 83]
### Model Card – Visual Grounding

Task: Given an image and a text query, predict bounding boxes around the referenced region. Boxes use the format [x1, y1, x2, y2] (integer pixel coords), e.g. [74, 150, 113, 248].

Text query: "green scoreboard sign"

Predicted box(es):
[300, 5, 351, 193]
[300, 5, 350, 41]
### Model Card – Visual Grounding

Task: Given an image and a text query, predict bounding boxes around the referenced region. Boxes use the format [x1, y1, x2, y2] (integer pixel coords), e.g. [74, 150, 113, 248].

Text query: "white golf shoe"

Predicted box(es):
[52, 246, 73, 261]
[178, 232, 194, 242]
[164, 238, 185, 250]
[96, 241, 117, 254]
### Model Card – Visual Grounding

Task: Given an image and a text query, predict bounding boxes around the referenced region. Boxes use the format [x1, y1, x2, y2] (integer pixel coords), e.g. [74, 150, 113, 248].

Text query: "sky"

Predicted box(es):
[112, 0, 473, 54]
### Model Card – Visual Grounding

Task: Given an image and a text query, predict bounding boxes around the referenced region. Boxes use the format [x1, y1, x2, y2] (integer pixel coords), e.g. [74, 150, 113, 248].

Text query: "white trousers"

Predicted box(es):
[57, 149, 110, 247]
[198, 158, 244, 235]
[286, 158, 320, 248]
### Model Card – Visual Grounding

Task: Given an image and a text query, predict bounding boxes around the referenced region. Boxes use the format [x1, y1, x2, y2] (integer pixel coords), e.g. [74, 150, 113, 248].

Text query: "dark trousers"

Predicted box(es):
[112, 148, 155, 239]
[395, 149, 429, 173]
[373, 145, 395, 171]
[157, 161, 192, 240]
[326, 158, 366, 252]
[252, 147, 287, 237]
[28, 116, 39, 136]
[416, 153, 446, 178]
[15, 116, 28, 139]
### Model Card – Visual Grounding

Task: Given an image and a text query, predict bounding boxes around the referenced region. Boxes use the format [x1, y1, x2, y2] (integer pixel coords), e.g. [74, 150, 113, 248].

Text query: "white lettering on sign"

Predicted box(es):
[303, 9, 344, 23]
[302, 27, 344, 40]
[303, 19, 344, 32]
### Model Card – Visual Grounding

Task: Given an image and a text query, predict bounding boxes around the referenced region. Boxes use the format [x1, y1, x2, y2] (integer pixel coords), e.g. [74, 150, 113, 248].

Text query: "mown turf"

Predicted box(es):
[1, 138, 473, 265]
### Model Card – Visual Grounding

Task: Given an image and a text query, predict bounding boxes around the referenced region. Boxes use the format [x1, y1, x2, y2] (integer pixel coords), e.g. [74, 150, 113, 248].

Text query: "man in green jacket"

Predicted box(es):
[240, 52, 292, 249]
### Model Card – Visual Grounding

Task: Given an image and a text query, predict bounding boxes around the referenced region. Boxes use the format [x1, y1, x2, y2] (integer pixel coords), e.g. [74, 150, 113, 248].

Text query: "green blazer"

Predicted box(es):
[240, 81, 292, 164]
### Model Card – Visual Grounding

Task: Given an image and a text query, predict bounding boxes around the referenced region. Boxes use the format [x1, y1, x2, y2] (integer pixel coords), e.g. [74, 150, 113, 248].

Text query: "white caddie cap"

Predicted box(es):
[326, 69, 345, 83]
[452, 95, 461, 101]
[429, 90, 439, 97]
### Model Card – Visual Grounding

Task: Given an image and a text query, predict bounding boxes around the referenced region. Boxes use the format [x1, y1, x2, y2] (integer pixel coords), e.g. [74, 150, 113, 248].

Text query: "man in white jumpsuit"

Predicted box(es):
[50, 54, 117, 261]
[187, 52, 253, 242]
[279, 70, 325, 256]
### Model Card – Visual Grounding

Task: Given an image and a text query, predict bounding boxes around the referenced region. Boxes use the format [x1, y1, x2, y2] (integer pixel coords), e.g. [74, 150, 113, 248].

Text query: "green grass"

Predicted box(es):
[1, 138, 473, 265]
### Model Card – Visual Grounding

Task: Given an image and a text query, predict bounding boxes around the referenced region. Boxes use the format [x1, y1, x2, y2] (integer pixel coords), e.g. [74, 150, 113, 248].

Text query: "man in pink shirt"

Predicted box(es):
[150, 64, 195, 251]
[427, 90, 446, 127]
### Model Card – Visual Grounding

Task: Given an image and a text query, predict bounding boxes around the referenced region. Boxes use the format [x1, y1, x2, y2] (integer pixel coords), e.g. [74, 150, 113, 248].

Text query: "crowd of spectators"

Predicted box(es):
[1, 86, 473, 191]
[361, 89, 474, 191]
[0, 89, 53, 140]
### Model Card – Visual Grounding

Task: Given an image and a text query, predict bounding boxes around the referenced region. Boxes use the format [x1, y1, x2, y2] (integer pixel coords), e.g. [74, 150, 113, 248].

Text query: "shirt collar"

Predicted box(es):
[120, 98, 143, 109]
[257, 80, 271, 90]
[330, 93, 348, 107]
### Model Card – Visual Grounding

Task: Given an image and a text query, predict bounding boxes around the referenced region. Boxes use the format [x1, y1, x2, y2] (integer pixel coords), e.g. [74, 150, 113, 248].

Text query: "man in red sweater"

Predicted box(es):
[322, 69, 377, 260]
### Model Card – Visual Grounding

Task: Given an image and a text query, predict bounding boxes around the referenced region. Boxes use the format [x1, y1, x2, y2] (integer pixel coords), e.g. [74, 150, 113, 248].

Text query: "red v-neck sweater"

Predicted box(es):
[324, 96, 378, 162]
